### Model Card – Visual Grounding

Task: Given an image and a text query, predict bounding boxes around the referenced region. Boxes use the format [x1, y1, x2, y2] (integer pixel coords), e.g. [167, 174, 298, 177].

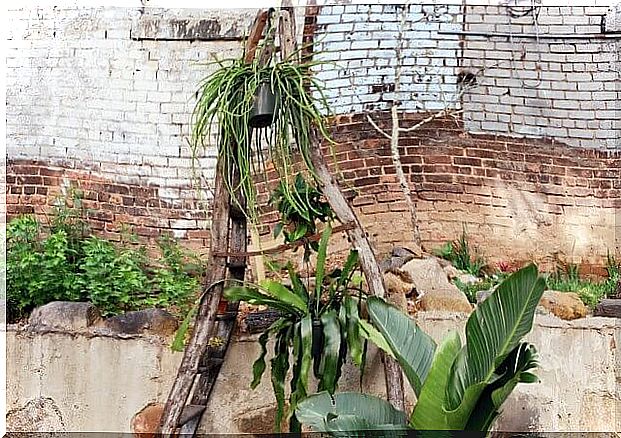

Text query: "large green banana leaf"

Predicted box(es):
[295, 391, 408, 433]
[409, 331, 462, 430]
[366, 296, 436, 396]
[444, 264, 545, 429]
[465, 342, 539, 431]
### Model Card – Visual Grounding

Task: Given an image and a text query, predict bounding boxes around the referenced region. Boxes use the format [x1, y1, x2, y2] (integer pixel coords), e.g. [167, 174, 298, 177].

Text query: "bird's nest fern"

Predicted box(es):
[190, 52, 335, 224]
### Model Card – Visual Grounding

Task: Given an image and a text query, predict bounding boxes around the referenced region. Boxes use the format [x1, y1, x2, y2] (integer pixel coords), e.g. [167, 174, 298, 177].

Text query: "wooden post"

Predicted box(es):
[308, 129, 406, 410]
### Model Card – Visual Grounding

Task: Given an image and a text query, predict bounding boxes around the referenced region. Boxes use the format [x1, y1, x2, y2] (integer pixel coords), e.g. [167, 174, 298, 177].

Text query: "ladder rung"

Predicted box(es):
[227, 259, 247, 269]
[178, 404, 206, 426]
[215, 311, 237, 321]
[198, 357, 225, 373]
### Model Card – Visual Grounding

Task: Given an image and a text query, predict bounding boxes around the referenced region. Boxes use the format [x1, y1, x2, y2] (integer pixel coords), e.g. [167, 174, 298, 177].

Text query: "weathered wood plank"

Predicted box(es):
[158, 157, 232, 435]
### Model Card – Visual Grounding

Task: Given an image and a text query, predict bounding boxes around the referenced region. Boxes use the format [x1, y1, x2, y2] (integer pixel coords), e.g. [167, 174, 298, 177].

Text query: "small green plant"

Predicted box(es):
[434, 227, 486, 277]
[224, 224, 366, 432]
[270, 174, 333, 260]
[545, 256, 619, 308]
[454, 271, 509, 304]
[296, 265, 545, 433]
[7, 200, 204, 321]
[7, 215, 85, 321]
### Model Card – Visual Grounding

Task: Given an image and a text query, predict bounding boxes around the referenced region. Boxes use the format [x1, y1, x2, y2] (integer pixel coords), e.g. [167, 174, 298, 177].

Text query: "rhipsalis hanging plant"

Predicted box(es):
[190, 43, 334, 223]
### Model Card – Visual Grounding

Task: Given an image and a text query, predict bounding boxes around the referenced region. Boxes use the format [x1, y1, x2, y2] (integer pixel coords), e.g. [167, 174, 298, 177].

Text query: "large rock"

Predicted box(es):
[131, 403, 164, 438]
[28, 301, 103, 331]
[594, 299, 621, 318]
[400, 257, 472, 313]
[104, 308, 179, 336]
[379, 245, 421, 272]
[539, 291, 588, 320]
[7, 397, 66, 433]
[383, 270, 416, 312]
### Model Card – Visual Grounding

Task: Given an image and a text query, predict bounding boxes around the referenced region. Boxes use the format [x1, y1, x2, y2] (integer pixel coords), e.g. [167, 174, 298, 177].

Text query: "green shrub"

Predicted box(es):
[545, 255, 619, 308]
[7, 205, 203, 321]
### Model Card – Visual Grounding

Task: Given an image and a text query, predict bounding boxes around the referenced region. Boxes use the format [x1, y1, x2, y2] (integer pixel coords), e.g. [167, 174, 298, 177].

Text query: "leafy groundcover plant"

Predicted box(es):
[7, 207, 202, 321]
[224, 224, 366, 432]
[296, 264, 546, 434]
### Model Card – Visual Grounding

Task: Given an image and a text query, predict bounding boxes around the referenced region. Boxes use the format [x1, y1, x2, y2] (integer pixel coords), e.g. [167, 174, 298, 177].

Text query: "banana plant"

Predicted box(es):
[224, 223, 366, 433]
[296, 264, 546, 434]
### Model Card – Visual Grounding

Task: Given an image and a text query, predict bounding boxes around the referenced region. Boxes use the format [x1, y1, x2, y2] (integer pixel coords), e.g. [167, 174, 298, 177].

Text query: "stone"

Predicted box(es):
[594, 299, 621, 318]
[379, 245, 420, 272]
[476, 289, 493, 304]
[104, 308, 179, 336]
[456, 272, 479, 286]
[7, 397, 66, 433]
[539, 291, 588, 320]
[383, 270, 416, 312]
[28, 301, 103, 331]
[131, 403, 164, 438]
[400, 257, 472, 313]
[443, 264, 460, 280]
[235, 405, 281, 434]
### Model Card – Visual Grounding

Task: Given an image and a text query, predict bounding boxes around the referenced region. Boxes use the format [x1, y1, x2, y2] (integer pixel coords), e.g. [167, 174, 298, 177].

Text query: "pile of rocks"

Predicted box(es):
[380, 246, 594, 321]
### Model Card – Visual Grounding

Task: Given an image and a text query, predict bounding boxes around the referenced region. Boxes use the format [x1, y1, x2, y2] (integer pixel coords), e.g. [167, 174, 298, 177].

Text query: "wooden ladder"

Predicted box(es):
[158, 10, 271, 436]
[158, 6, 400, 435]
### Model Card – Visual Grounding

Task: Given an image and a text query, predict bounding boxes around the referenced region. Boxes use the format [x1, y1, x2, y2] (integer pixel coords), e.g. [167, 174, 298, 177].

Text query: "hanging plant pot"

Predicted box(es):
[249, 82, 276, 128]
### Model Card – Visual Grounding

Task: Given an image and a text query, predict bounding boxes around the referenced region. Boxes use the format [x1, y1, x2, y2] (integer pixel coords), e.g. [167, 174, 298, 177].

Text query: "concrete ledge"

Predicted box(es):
[7, 310, 621, 433]
[130, 8, 257, 41]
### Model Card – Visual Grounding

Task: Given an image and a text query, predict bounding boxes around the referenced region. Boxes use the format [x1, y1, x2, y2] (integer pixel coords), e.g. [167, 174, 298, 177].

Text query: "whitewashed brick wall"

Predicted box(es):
[461, 4, 620, 149]
[6, 7, 256, 196]
[313, 2, 620, 149]
[312, 3, 462, 114]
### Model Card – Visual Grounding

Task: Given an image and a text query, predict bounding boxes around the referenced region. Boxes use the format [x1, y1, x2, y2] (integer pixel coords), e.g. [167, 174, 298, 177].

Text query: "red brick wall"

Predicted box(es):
[7, 111, 620, 275]
[257, 111, 620, 276]
[6, 159, 211, 252]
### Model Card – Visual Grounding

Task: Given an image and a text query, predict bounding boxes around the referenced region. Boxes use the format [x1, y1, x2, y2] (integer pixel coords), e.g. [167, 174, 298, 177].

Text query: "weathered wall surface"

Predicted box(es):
[6, 3, 621, 267]
[461, 5, 619, 149]
[300, 2, 620, 270]
[6, 7, 256, 247]
[257, 112, 619, 275]
[6, 313, 620, 433]
[312, 3, 461, 114]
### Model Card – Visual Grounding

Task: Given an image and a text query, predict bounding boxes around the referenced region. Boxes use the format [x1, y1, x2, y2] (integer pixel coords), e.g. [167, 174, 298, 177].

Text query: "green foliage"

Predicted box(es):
[190, 47, 334, 224]
[7, 202, 203, 321]
[434, 228, 485, 277]
[296, 265, 545, 433]
[270, 174, 333, 260]
[454, 272, 509, 304]
[224, 224, 365, 433]
[545, 256, 619, 308]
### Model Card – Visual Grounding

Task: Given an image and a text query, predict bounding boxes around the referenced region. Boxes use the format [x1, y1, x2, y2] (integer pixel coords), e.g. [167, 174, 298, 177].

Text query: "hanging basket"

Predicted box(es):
[249, 82, 276, 128]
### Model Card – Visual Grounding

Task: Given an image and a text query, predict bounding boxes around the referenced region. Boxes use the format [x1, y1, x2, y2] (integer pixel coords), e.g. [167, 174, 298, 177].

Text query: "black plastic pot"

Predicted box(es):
[249, 82, 276, 128]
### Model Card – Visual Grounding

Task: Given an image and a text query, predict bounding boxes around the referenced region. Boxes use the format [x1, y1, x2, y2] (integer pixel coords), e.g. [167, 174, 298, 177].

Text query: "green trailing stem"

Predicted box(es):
[190, 49, 335, 224]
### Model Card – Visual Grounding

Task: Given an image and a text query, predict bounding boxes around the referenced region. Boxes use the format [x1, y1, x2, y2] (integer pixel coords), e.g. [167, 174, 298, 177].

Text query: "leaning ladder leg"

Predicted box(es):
[158, 156, 247, 435]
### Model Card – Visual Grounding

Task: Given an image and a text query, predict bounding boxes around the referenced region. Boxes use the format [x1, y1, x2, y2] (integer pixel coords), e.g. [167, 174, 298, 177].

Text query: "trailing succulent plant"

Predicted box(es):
[190, 43, 334, 224]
